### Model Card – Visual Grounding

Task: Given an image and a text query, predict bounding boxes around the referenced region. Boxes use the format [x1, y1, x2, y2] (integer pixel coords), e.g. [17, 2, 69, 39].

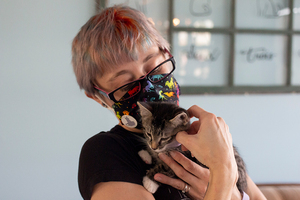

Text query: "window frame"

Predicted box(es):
[98, 0, 300, 94]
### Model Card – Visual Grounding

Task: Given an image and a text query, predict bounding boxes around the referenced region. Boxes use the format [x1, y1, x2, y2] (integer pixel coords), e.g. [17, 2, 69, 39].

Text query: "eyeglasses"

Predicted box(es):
[94, 55, 176, 102]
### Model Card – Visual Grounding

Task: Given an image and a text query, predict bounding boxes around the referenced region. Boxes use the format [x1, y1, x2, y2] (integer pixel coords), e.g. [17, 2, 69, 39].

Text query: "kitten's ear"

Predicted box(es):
[170, 112, 189, 127]
[137, 102, 152, 118]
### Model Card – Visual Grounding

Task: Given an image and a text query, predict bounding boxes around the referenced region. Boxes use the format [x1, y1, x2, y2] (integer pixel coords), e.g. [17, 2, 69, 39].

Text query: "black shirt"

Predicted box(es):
[78, 125, 191, 200]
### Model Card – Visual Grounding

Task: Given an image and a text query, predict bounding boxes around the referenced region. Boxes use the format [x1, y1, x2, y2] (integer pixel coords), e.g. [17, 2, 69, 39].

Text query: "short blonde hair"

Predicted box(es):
[72, 5, 170, 95]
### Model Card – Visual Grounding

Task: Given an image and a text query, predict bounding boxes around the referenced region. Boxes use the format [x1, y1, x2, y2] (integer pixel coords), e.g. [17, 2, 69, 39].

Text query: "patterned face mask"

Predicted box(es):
[112, 74, 180, 129]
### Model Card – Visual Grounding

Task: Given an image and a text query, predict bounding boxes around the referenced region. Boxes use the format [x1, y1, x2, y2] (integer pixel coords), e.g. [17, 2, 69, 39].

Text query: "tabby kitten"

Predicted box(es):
[137, 102, 247, 194]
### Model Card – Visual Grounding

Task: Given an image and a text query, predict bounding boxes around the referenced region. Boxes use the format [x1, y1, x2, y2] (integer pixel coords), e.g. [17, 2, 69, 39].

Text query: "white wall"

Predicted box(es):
[0, 1, 299, 200]
[180, 94, 300, 184]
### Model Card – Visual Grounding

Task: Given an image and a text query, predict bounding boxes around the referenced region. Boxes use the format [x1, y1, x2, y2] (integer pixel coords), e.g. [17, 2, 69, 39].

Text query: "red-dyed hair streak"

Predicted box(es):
[72, 5, 170, 95]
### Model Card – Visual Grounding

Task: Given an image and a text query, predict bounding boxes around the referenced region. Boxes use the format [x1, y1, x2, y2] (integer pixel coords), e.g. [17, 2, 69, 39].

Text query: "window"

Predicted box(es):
[98, 0, 300, 94]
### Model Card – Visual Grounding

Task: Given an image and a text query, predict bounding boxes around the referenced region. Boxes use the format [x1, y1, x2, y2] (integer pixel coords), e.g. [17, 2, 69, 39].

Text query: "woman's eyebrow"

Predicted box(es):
[143, 52, 160, 63]
[108, 52, 160, 82]
[108, 70, 130, 82]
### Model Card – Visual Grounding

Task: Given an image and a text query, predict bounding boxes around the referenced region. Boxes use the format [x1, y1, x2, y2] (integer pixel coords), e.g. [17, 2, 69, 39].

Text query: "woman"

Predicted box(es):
[72, 5, 266, 200]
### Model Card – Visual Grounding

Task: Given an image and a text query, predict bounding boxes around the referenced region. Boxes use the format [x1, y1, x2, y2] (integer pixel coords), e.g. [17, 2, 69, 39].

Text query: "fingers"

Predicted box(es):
[187, 105, 210, 120]
[176, 131, 197, 152]
[181, 144, 188, 152]
[154, 173, 206, 200]
[154, 151, 208, 200]
[176, 105, 212, 150]
[187, 120, 201, 135]
[158, 152, 209, 188]
[157, 153, 196, 184]
[169, 151, 210, 181]
[154, 173, 186, 191]
[178, 104, 235, 170]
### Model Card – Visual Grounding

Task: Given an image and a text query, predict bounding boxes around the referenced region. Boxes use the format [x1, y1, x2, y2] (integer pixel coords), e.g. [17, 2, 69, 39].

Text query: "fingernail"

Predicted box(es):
[169, 151, 175, 157]
[158, 153, 167, 160]
[154, 174, 162, 181]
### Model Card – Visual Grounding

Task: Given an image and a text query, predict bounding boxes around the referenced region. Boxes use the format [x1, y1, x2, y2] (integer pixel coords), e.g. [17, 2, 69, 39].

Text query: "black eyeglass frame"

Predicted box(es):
[94, 55, 176, 103]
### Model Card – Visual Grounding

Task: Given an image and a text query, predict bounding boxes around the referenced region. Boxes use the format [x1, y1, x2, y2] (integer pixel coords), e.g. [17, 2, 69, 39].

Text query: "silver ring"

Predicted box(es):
[182, 184, 191, 193]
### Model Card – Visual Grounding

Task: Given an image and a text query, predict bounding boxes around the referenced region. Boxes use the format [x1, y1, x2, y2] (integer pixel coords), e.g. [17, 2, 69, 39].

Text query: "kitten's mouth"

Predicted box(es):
[153, 139, 181, 153]
[167, 139, 181, 148]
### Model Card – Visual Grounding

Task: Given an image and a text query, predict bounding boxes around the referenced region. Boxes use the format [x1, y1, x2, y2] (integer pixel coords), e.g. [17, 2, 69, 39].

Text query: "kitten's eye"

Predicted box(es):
[146, 133, 152, 138]
[160, 137, 171, 143]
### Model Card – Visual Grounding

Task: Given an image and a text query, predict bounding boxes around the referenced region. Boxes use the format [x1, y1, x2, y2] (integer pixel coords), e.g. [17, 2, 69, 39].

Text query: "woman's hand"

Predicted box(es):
[155, 105, 240, 200]
[177, 105, 238, 200]
[154, 151, 243, 200]
[177, 105, 237, 172]
[154, 151, 210, 200]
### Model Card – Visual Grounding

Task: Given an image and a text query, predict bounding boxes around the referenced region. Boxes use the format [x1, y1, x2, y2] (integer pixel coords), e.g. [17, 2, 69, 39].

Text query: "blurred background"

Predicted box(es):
[1, 0, 300, 199]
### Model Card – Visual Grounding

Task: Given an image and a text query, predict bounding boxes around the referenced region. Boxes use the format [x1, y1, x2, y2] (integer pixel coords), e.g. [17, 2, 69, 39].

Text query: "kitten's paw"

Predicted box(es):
[143, 176, 159, 194]
[138, 150, 152, 164]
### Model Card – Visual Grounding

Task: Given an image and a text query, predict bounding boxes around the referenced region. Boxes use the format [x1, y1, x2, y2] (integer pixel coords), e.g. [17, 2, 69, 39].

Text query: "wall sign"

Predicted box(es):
[185, 45, 221, 61]
[236, 0, 289, 29]
[234, 34, 287, 86]
[239, 47, 275, 63]
[189, 0, 212, 17]
[256, 0, 289, 19]
[173, 32, 229, 86]
[173, 0, 231, 28]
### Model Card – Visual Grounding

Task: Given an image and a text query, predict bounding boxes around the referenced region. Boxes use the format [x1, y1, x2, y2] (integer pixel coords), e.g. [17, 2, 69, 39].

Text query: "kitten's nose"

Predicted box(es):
[151, 142, 158, 150]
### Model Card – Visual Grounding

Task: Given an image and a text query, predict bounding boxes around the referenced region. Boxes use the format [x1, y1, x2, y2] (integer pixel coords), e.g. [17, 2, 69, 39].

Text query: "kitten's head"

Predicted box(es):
[137, 102, 190, 152]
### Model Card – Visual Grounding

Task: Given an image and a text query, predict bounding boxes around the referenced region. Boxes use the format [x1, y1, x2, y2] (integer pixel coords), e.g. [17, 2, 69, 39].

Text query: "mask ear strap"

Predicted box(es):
[95, 95, 114, 112]
[95, 94, 108, 107]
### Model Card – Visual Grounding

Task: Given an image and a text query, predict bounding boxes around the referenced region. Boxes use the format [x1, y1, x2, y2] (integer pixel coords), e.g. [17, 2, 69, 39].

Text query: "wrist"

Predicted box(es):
[204, 165, 238, 200]
[210, 161, 238, 185]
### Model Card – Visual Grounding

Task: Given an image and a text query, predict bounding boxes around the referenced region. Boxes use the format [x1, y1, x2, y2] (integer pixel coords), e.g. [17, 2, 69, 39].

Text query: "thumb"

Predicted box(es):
[176, 131, 196, 151]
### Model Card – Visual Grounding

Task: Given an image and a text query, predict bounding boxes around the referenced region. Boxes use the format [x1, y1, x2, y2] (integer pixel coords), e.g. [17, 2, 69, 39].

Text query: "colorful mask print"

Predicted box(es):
[112, 74, 180, 129]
